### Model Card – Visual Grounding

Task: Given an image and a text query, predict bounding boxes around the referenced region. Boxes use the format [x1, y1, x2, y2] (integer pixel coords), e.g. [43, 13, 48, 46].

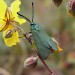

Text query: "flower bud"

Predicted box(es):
[53, 0, 62, 7]
[67, 0, 75, 17]
[5, 30, 13, 38]
[24, 56, 38, 69]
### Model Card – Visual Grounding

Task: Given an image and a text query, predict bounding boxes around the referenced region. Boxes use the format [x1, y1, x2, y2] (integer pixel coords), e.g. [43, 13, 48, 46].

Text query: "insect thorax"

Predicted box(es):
[30, 23, 40, 31]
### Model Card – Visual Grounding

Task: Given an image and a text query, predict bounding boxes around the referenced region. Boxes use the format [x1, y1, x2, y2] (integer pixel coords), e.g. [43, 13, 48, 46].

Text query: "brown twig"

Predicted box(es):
[23, 33, 32, 45]
[35, 51, 56, 75]
[9, 22, 32, 45]
[23, 35, 56, 75]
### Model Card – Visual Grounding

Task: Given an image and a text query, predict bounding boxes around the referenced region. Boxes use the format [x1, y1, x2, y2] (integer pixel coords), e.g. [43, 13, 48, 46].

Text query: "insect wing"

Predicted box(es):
[36, 41, 51, 60]
[34, 34, 51, 59]
[32, 26, 59, 60]
[37, 29, 59, 51]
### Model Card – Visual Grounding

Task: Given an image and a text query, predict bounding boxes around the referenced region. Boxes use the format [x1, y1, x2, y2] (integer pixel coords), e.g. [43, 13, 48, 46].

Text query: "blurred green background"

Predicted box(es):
[0, 0, 75, 75]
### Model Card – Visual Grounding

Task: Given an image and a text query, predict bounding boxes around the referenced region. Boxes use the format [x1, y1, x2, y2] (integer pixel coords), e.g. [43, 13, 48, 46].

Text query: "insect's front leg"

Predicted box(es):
[27, 32, 33, 44]
[23, 32, 33, 45]
[27, 32, 33, 38]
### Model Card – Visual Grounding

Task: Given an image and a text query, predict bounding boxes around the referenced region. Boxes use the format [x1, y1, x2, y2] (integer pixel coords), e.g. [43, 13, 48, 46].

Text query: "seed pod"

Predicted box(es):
[24, 56, 38, 69]
[67, 0, 75, 17]
[53, 0, 63, 7]
[5, 30, 13, 38]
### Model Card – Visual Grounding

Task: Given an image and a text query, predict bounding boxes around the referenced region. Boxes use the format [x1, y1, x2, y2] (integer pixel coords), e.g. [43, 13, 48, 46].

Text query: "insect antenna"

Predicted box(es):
[17, 12, 31, 24]
[32, 2, 34, 23]
[17, 2, 34, 23]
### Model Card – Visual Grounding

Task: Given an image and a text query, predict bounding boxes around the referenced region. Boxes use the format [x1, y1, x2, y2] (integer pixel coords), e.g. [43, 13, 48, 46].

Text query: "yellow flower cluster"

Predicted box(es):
[0, 0, 26, 46]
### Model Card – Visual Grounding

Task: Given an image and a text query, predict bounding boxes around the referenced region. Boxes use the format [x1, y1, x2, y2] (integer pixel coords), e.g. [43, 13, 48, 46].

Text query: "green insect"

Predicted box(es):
[17, 2, 62, 60]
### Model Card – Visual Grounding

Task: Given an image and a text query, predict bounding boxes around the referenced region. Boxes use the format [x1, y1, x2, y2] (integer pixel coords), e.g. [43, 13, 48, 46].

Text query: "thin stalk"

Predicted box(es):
[35, 51, 56, 75]
[9, 22, 32, 45]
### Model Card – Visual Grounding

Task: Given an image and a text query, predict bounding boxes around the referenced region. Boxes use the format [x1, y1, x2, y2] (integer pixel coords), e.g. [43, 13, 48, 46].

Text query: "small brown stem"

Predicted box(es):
[9, 22, 32, 45]
[35, 51, 55, 75]
[23, 33, 32, 45]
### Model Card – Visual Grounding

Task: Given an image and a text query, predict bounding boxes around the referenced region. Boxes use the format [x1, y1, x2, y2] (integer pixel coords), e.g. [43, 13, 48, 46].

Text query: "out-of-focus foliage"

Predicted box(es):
[0, 0, 75, 75]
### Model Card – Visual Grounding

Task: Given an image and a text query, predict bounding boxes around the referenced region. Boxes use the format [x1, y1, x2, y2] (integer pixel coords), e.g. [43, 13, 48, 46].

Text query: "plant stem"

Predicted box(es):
[10, 22, 32, 45]
[23, 33, 32, 45]
[35, 51, 55, 75]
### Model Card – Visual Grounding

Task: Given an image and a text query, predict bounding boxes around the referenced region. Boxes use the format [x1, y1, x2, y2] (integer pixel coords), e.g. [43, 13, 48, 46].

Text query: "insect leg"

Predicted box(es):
[23, 32, 33, 45]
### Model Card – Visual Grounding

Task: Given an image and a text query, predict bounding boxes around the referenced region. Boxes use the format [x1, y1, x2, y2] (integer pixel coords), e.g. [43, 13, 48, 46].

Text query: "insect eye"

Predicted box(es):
[31, 23, 34, 25]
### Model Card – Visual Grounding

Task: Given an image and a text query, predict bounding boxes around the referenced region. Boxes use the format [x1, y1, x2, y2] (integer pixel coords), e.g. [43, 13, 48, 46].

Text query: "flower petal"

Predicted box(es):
[0, 20, 6, 32]
[0, 0, 7, 19]
[3, 25, 20, 47]
[10, 0, 21, 18]
[10, 0, 26, 25]
[14, 17, 26, 25]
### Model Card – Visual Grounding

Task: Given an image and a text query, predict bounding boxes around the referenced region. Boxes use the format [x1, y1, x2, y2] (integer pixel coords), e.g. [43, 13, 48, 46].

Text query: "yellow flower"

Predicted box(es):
[0, 0, 26, 47]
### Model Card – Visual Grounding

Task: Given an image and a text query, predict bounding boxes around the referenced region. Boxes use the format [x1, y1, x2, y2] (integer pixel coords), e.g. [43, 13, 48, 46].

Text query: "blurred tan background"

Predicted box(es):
[0, 0, 75, 75]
